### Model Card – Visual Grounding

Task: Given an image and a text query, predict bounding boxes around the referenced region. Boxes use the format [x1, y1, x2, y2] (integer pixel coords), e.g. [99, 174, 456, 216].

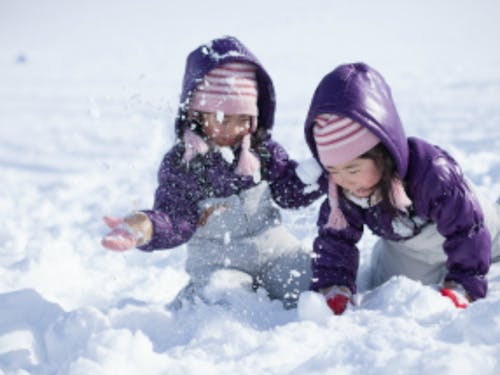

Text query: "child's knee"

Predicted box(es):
[259, 254, 312, 306]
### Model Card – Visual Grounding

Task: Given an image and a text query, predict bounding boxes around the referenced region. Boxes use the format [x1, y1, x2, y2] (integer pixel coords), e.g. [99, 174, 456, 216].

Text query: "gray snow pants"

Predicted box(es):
[173, 182, 312, 308]
[371, 188, 500, 288]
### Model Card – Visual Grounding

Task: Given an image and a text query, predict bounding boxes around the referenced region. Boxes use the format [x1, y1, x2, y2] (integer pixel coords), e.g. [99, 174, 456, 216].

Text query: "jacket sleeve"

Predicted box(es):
[138, 148, 202, 251]
[310, 199, 364, 293]
[262, 139, 325, 209]
[415, 151, 491, 300]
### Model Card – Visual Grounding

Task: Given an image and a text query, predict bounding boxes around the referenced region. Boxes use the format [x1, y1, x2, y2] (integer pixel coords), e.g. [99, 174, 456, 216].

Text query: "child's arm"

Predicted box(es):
[310, 200, 364, 296]
[413, 150, 490, 301]
[102, 147, 202, 252]
[262, 139, 325, 208]
[136, 149, 204, 251]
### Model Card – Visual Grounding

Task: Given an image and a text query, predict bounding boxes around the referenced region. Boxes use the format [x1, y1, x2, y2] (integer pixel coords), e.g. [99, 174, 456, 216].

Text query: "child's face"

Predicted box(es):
[202, 112, 252, 147]
[326, 157, 382, 198]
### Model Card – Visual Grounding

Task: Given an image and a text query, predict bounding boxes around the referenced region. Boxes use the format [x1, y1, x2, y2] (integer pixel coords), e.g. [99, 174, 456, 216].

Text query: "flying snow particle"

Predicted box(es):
[224, 231, 231, 244]
[219, 146, 235, 164]
[216, 110, 225, 123]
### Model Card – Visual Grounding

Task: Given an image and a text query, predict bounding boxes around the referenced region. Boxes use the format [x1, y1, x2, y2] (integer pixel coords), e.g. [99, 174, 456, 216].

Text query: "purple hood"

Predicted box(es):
[175, 35, 276, 137]
[304, 63, 408, 177]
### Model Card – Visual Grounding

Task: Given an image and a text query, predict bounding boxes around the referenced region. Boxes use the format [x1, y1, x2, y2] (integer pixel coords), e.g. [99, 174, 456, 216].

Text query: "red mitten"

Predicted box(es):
[440, 283, 469, 309]
[324, 286, 353, 315]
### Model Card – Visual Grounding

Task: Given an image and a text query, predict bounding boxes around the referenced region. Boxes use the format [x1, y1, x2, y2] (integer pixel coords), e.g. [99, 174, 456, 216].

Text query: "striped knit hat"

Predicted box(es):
[313, 114, 380, 167]
[182, 62, 261, 178]
[313, 113, 411, 230]
[190, 62, 258, 117]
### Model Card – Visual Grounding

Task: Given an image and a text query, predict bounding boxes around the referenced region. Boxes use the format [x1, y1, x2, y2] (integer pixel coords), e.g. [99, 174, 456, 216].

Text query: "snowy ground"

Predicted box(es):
[2, 0, 500, 374]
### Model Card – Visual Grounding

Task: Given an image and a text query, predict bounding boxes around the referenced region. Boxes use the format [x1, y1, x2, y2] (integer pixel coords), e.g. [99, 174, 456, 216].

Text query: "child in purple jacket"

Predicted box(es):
[303, 63, 500, 315]
[101, 36, 322, 308]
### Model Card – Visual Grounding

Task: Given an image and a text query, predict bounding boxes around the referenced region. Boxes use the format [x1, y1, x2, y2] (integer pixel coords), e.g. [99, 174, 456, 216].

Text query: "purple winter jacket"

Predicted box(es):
[138, 36, 323, 252]
[304, 63, 491, 300]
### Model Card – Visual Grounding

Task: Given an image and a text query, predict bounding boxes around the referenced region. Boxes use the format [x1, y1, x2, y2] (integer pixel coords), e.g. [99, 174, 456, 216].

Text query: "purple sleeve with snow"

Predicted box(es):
[310, 199, 364, 293]
[263, 139, 325, 209]
[407, 139, 491, 300]
[137, 147, 201, 251]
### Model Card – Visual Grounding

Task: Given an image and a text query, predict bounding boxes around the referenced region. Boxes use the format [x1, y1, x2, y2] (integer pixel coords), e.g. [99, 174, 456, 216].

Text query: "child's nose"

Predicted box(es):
[337, 175, 354, 188]
[222, 119, 238, 128]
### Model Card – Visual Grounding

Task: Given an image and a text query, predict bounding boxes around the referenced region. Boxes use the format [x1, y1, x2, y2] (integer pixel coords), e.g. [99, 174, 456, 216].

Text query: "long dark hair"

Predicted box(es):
[359, 143, 402, 217]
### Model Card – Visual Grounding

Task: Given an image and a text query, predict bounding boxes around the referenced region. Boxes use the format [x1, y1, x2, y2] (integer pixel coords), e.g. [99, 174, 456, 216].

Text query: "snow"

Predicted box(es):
[218, 146, 235, 164]
[296, 157, 323, 186]
[215, 110, 224, 124]
[1, 0, 500, 374]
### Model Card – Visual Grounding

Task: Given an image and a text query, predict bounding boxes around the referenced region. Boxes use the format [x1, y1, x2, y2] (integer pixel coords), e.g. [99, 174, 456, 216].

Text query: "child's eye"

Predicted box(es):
[348, 170, 360, 175]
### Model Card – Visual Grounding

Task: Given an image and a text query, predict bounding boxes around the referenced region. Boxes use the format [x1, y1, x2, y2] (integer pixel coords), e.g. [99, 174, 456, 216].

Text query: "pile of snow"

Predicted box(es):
[2, 0, 500, 374]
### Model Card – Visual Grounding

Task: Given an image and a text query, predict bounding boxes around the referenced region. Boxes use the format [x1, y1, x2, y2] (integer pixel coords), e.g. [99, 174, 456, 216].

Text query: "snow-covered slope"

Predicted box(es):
[1, 0, 500, 374]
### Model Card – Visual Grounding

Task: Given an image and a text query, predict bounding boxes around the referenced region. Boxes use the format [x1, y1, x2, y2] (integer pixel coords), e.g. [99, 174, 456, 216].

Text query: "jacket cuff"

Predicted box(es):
[445, 273, 487, 300]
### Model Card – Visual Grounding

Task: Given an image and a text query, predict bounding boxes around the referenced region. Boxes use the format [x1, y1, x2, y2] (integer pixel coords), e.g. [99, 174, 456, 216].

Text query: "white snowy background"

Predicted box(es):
[2, 0, 500, 374]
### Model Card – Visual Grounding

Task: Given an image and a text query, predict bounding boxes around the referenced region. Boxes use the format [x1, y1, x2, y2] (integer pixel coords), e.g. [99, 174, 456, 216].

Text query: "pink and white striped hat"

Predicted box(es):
[190, 62, 258, 116]
[313, 113, 411, 231]
[313, 114, 380, 167]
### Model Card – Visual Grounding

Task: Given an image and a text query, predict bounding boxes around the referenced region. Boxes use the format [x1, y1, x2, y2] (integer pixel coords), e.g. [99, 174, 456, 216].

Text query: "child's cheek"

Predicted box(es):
[366, 170, 383, 187]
